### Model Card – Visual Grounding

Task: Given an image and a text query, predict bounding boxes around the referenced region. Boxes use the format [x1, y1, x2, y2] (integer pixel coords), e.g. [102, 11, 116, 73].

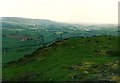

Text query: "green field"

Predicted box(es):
[3, 35, 119, 81]
[2, 17, 118, 63]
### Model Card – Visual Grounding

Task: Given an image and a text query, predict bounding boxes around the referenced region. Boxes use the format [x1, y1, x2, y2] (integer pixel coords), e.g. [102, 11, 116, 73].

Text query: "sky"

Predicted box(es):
[0, 0, 119, 24]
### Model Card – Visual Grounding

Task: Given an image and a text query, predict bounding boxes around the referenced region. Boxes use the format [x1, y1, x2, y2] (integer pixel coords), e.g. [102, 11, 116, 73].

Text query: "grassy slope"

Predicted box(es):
[2, 28, 56, 63]
[3, 36, 119, 81]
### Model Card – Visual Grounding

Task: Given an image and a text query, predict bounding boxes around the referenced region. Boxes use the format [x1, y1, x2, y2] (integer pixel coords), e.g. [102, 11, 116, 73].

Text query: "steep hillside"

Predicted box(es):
[3, 36, 119, 81]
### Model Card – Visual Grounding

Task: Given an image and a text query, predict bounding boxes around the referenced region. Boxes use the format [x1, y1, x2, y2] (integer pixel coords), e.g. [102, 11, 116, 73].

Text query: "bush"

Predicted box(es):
[106, 50, 120, 57]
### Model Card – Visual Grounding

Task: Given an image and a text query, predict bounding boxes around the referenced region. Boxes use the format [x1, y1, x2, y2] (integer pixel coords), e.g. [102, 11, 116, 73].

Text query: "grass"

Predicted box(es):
[3, 35, 119, 81]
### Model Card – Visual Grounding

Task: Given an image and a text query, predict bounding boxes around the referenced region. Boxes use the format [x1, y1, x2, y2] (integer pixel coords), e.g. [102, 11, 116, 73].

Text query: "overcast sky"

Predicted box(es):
[0, 0, 119, 24]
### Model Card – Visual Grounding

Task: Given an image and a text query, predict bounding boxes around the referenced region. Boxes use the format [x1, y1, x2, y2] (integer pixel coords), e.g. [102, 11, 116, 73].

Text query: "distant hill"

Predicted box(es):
[2, 17, 64, 29]
[2, 17, 118, 63]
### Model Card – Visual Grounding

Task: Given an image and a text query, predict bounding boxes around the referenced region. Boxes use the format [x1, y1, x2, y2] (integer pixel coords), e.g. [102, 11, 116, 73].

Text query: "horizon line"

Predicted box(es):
[1, 17, 118, 25]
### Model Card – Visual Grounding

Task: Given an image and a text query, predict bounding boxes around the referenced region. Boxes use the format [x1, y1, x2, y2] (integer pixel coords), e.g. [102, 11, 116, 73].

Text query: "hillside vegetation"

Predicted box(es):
[2, 17, 118, 63]
[3, 35, 119, 81]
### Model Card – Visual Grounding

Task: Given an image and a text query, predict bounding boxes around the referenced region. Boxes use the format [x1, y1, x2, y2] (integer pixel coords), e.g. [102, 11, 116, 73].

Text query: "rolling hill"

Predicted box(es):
[3, 35, 119, 81]
[2, 17, 118, 63]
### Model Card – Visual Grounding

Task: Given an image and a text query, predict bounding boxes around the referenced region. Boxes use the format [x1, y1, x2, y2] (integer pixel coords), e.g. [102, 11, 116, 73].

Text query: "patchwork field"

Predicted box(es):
[2, 17, 118, 64]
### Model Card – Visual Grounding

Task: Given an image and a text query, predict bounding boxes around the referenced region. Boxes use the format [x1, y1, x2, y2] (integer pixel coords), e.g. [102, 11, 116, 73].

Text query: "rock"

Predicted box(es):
[103, 64, 109, 67]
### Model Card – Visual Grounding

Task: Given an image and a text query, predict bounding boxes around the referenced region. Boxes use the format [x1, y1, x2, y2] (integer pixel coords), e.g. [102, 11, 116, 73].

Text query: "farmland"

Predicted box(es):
[2, 17, 118, 63]
[2, 17, 119, 81]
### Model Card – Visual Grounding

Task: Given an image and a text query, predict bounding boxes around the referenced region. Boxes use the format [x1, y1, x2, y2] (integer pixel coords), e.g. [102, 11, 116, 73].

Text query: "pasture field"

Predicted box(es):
[3, 36, 119, 81]
[2, 17, 118, 63]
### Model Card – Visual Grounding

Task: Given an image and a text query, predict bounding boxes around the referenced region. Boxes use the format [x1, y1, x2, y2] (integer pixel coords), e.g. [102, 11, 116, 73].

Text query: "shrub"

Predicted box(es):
[106, 50, 120, 57]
